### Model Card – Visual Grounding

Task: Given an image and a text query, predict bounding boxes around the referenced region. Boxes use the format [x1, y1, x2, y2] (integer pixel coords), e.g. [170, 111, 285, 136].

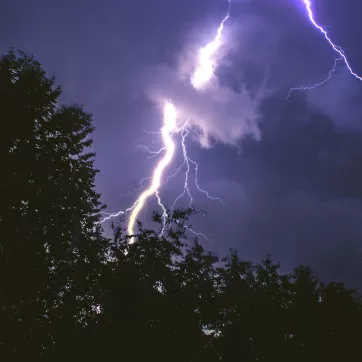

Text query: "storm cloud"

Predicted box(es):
[135, 10, 277, 148]
[2, 0, 362, 289]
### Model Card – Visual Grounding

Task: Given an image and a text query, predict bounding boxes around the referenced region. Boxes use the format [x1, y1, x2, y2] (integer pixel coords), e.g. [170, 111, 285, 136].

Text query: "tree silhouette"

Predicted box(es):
[87, 210, 362, 362]
[0, 50, 108, 358]
[1, 50, 361, 361]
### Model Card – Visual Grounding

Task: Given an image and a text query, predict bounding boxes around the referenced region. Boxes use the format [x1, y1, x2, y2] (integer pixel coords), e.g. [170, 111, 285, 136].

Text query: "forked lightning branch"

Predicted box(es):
[100, 1, 231, 240]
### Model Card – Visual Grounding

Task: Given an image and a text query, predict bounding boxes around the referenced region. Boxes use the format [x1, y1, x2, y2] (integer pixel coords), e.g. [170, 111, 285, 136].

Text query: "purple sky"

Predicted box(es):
[2, 0, 362, 288]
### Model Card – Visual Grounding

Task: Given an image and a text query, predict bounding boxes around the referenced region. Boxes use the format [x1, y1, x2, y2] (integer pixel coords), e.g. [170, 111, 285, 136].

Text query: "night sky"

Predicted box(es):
[2, 0, 362, 288]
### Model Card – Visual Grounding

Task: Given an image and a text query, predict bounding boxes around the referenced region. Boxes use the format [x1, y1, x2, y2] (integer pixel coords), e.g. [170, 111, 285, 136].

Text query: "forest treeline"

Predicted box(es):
[0, 50, 361, 361]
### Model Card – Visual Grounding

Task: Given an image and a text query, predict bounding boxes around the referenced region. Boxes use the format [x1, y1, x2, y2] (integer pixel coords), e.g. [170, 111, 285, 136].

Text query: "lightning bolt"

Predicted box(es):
[289, 0, 362, 97]
[171, 123, 225, 212]
[127, 101, 177, 238]
[100, 101, 176, 238]
[101, 0, 362, 240]
[169, 123, 224, 242]
[286, 57, 342, 99]
[171, 125, 193, 210]
[191, 0, 231, 89]
[100, 1, 231, 241]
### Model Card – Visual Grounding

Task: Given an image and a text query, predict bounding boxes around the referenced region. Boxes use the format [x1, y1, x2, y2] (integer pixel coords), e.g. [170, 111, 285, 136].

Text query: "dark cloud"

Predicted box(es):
[190, 96, 362, 288]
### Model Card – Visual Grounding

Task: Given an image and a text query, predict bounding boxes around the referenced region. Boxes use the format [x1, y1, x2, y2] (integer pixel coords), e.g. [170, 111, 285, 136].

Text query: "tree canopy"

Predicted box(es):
[0, 50, 108, 358]
[0, 50, 361, 361]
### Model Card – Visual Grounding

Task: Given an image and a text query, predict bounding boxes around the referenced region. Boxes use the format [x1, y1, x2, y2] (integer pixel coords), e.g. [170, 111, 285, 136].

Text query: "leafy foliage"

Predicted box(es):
[1, 50, 361, 361]
[0, 50, 108, 358]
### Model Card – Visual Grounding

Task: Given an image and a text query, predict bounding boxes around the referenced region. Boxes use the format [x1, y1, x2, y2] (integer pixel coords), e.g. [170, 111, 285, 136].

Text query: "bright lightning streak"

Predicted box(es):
[100, 102, 177, 239]
[101, 2, 230, 241]
[100, 204, 135, 223]
[191, 0, 231, 89]
[302, 0, 362, 80]
[127, 101, 177, 240]
[289, 0, 362, 97]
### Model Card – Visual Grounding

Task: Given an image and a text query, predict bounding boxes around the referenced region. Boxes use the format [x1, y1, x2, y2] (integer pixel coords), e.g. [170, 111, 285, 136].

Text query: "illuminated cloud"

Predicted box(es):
[141, 55, 269, 148]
